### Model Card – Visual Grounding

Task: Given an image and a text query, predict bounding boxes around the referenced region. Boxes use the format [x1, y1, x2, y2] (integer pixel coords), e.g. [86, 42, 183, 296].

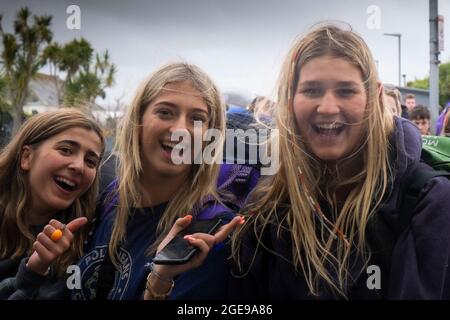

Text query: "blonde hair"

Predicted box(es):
[109, 62, 225, 266]
[0, 108, 105, 276]
[233, 24, 395, 297]
[383, 85, 402, 117]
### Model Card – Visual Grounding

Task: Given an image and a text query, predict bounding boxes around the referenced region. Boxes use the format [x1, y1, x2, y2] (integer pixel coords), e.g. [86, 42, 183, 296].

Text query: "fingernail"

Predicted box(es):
[239, 219, 245, 225]
[185, 215, 193, 220]
[184, 235, 192, 240]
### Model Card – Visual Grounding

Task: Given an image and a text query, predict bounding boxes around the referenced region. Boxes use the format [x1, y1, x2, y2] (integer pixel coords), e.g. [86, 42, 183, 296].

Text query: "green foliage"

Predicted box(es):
[407, 61, 450, 106]
[0, 7, 53, 134]
[41, 37, 116, 106]
[0, 73, 10, 112]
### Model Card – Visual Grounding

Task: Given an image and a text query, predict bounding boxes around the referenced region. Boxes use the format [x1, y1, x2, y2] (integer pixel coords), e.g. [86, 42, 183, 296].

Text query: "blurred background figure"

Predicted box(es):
[383, 84, 402, 117]
[410, 105, 431, 135]
[247, 96, 275, 118]
[441, 110, 450, 137]
[436, 102, 450, 136]
[404, 93, 417, 113]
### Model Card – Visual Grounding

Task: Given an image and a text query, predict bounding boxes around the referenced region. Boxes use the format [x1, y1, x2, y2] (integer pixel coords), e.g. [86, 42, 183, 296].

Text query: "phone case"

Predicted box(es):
[152, 217, 223, 265]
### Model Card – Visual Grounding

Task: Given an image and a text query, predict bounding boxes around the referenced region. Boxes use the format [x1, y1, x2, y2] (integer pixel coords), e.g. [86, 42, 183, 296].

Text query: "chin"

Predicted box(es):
[313, 151, 343, 162]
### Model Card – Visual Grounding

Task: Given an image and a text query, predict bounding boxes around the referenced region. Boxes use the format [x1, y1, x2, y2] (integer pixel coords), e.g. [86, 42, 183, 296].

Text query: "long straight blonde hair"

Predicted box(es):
[0, 109, 105, 276]
[109, 62, 225, 266]
[233, 24, 395, 297]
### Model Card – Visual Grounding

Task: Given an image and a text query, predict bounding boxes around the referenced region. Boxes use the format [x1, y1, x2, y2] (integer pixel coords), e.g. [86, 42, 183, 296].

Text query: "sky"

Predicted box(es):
[1, 0, 450, 109]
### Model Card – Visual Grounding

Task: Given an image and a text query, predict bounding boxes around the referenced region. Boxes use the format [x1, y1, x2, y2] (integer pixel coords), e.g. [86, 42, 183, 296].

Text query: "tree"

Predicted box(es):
[42, 42, 62, 103]
[407, 61, 450, 107]
[0, 7, 53, 135]
[63, 50, 116, 105]
[42, 38, 115, 106]
[58, 38, 93, 84]
[0, 73, 9, 112]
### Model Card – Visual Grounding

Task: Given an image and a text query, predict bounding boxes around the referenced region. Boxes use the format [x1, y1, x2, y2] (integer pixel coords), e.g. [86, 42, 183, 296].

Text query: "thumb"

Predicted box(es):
[66, 217, 89, 233]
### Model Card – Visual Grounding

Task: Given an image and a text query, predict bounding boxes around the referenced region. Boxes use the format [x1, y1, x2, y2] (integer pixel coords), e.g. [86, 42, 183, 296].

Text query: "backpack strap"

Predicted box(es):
[217, 164, 260, 211]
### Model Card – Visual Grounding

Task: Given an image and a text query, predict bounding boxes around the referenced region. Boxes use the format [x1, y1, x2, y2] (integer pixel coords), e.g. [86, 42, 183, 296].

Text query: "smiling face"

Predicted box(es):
[140, 81, 210, 179]
[21, 127, 102, 217]
[293, 56, 367, 162]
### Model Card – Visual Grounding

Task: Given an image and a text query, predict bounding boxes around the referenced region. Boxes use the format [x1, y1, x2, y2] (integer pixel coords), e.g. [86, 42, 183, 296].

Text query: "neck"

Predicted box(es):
[139, 170, 189, 207]
[26, 203, 57, 227]
[320, 155, 364, 202]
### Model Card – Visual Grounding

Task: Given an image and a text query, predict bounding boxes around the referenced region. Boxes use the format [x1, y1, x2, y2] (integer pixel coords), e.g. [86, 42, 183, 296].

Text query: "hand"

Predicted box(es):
[26, 217, 88, 275]
[143, 215, 245, 299]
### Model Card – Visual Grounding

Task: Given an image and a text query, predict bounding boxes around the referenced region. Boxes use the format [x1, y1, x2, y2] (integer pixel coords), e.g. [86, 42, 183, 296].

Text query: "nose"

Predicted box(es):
[68, 154, 85, 174]
[169, 115, 191, 135]
[316, 91, 340, 115]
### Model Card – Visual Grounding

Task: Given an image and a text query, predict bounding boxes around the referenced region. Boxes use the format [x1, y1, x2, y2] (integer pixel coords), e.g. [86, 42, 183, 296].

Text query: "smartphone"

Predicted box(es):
[152, 216, 224, 265]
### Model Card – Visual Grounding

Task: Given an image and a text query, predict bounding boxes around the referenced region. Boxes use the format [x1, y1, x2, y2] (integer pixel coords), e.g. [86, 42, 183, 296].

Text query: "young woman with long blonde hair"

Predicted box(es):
[230, 24, 450, 299]
[72, 62, 243, 300]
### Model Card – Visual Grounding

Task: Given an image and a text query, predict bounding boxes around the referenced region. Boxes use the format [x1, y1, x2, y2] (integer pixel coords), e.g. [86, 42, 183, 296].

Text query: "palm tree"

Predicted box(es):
[0, 73, 9, 112]
[42, 42, 62, 103]
[59, 38, 93, 83]
[63, 49, 116, 106]
[0, 7, 53, 135]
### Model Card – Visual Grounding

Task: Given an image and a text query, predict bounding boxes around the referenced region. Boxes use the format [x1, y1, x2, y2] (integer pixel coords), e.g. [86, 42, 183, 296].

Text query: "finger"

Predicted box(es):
[37, 232, 68, 256]
[43, 224, 57, 238]
[168, 215, 193, 236]
[157, 215, 193, 252]
[66, 217, 88, 233]
[184, 236, 210, 265]
[213, 216, 245, 243]
[49, 219, 65, 230]
[33, 241, 54, 263]
[185, 233, 215, 248]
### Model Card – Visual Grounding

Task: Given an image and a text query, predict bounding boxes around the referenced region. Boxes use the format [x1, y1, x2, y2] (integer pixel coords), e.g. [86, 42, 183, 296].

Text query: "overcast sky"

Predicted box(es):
[1, 0, 450, 108]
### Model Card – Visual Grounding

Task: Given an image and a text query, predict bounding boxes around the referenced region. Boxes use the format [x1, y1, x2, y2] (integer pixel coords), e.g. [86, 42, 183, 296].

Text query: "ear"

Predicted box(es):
[20, 146, 33, 171]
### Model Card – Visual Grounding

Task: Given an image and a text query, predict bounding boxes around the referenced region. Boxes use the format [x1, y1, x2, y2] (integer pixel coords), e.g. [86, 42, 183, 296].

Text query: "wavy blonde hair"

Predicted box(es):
[0, 108, 105, 276]
[233, 24, 395, 297]
[109, 62, 225, 266]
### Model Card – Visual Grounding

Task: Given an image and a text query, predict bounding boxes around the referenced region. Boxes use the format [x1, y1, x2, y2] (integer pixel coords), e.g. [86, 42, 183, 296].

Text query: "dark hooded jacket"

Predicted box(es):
[229, 117, 450, 299]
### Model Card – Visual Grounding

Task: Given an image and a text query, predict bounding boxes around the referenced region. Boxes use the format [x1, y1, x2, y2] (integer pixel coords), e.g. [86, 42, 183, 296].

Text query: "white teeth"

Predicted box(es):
[316, 123, 343, 130]
[161, 142, 176, 148]
[55, 177, 76, 187]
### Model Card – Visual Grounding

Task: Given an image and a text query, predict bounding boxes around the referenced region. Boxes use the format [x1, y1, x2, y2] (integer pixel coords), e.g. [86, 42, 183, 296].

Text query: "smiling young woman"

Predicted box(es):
[230, 23, 450, 300]
[69, 62, 244, 300]
[0, 109, 104, 299]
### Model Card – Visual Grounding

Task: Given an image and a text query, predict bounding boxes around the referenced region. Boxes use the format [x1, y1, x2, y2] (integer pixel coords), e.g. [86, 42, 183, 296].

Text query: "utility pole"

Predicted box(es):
[429, 0, 441, 134]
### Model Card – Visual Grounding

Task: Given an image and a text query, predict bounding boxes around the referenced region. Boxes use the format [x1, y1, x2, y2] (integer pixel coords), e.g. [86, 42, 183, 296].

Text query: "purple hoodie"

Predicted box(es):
[229, 116, 450, 299]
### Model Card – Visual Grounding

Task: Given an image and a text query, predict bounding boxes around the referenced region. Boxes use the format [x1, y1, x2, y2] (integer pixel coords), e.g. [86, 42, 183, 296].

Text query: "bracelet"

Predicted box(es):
[145, 271, 174, 300]
[150, 262, 173, 284]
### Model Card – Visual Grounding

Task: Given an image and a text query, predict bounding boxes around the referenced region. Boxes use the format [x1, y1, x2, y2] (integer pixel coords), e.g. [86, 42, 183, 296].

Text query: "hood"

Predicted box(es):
[378, 116, 422, 223]
[391, 116, 422, 180]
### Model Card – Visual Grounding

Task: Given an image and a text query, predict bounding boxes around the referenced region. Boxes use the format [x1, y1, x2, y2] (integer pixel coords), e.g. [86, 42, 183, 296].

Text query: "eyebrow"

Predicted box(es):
[298, 81, 361, 87]
[57, 140, 101, 160]
[155, 101, 209, 115]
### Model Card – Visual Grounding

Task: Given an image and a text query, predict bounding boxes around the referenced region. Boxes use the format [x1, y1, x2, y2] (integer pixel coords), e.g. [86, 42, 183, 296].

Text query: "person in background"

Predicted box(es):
[409, 105, 431, 135]
[383, 84, 402, 117]
[404, 93, 416, 113]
